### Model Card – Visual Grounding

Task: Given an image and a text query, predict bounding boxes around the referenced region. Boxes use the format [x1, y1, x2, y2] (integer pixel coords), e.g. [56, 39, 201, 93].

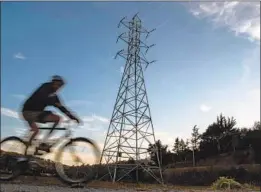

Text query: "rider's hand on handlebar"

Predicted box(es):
[78, 119, 83, 125]
[72, 117, 83, 125]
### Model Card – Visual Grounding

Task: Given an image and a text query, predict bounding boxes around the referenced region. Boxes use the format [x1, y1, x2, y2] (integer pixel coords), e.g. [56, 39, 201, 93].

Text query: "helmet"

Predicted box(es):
[51, 75, 65, 85]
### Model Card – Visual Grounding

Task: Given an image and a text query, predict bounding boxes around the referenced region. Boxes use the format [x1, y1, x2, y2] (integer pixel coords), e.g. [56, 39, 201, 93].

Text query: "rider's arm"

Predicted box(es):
[50, 95, 78, 120]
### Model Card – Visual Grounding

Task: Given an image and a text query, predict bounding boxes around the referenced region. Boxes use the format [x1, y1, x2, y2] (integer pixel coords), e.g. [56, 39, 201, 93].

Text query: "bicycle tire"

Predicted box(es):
[0, 136, 28, 181]
[54, 137, 101, 184]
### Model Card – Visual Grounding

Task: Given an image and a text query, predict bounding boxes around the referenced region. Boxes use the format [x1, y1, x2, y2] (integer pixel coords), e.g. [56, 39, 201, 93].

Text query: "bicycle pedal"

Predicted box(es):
[34, 149, 45, 156]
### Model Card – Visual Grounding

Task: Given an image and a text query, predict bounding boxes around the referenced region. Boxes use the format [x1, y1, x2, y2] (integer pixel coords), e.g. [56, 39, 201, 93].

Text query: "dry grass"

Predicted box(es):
[4, 175, 260, 191]
[87, 181, 212, 190]
[5, 176, 211, 190]
[164, 164, 260, 174]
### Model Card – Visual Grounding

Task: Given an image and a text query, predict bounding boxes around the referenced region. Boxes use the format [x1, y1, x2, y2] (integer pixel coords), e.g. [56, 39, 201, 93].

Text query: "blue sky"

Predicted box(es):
[1, 2, 260, 150]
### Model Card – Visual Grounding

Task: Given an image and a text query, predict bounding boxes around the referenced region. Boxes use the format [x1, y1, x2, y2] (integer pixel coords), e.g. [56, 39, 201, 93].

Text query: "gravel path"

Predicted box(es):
[0, 183, 183, 192]
[1, 184, 134, 192]
[1, 183, 259, 192]
[0, 183, 184, 192]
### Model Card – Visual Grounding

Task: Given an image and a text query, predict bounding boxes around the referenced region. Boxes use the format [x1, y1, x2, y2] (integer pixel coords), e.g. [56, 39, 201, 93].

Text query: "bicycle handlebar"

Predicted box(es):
[61, 119, 80, 129]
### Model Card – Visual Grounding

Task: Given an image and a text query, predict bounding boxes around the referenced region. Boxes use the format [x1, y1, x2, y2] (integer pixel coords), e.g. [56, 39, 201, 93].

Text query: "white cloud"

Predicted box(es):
[13, 52, 26, 60]
[188, 2, 260, 42]
[15, 127, 27, 136]
[80, 114, 109, 124]
[200, 104, 212, 112]
[67, 100, 92, 107]
[240, 46, 260, 85]
[91, 114, 109, 123]
[12, 94, 26, 100]
[79, 114, 109, 131]
[46, 111, 109, 132]
[1, 107, 20, 119]
[1, 107, 109, 131]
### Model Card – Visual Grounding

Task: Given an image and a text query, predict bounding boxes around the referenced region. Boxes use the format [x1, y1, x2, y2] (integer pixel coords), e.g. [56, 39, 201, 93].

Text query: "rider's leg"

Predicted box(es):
[34, 111, 61, 152]
[27, 122, 39, 146]
[40, 113, 61, 143]
[22, 111, 40, 146]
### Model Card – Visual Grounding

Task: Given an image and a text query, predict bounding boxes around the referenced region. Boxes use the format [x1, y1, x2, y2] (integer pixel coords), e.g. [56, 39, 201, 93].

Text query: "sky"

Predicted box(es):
[1, 2, 260, 156]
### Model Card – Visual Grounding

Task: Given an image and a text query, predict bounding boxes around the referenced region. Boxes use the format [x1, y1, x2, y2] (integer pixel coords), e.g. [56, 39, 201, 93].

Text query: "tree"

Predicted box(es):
[252, 121, 261, 130]
[185, 139, 190, 150]
[147, 140, 170, 166]
[199, 114, 237, 157]
[202, 114, 236, 139]
[173, 137, 180, 154]
[172, 137, 184, 162]
[190, 125, 201, 166]
[191, 125, 201, 151]
[180, 139, 186, 152]
[217, 113, 236, 133]
[172, 137, 192, 162]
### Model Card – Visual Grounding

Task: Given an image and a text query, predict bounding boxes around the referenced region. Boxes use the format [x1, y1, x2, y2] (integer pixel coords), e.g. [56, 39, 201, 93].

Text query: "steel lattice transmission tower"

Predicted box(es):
[99, 14, 163, 184]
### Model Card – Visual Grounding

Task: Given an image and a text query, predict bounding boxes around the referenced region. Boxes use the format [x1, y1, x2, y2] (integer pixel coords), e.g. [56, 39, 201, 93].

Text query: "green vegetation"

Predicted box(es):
[212, 177, 242, 190]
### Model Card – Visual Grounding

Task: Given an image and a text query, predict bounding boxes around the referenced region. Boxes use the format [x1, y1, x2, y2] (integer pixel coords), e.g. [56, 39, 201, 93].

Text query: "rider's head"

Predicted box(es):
[51, 75, 65, 91]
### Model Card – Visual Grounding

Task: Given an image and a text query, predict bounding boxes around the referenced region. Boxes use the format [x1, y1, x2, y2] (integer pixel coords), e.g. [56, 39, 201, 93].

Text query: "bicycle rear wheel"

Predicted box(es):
[0, 136, 28, 181]
[54, 137, 101, 184]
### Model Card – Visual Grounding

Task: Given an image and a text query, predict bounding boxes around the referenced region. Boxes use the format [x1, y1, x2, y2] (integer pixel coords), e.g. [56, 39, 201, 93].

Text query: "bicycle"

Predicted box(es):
[0, 120, 101, 185]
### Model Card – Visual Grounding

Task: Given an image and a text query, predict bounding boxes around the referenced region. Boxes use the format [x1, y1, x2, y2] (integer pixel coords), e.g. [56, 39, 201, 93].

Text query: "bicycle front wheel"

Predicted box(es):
[54, 137, 101, 184]
[0, 136, 28, 181]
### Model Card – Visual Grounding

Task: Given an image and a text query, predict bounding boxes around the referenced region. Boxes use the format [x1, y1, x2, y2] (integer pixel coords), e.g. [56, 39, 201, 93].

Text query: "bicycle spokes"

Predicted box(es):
[54, 138, 100, 184]
[58, 141, 95, 166]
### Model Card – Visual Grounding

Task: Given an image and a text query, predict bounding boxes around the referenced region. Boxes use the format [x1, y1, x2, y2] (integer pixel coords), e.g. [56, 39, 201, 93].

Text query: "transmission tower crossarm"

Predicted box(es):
[145, 28, 156, 39]
[116, 32, 127, 43]
[118, 16, 127, 28]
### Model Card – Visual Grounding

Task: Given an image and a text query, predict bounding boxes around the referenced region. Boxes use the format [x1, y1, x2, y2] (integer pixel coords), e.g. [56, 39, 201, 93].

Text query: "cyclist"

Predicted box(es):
[21, 75, 81, 154]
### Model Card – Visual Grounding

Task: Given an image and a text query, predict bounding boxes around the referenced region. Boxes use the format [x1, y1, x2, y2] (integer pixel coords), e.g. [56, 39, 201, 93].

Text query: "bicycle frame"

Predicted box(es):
[23, 120, 76, 149]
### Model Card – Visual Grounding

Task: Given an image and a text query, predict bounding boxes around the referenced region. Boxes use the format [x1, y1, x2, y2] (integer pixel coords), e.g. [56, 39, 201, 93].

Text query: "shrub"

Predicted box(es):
[212, 176, 242, 190]
[161, 164, 260, 186]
